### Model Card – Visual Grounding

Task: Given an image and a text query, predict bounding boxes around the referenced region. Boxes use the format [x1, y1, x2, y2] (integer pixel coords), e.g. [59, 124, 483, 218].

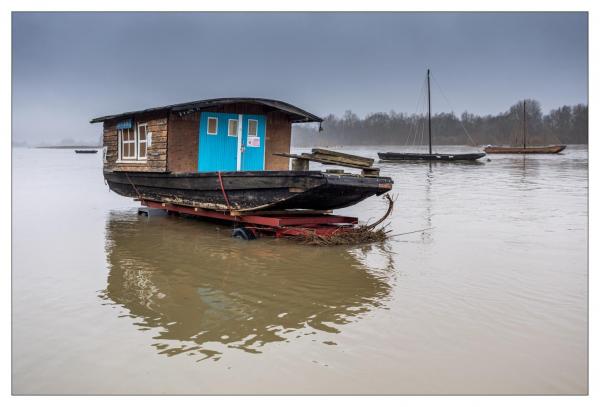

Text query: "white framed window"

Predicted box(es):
[117, 121, 148, 161]
[119, 128, 136, 160]
[248, 119, 258, 137]
[137, 123, 148, 159]
[228, 119, 239, 137]
[207, 117, 218, 135]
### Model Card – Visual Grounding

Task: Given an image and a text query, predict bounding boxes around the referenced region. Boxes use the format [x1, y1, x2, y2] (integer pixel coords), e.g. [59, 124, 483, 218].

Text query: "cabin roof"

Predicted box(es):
[90, 97, 323, 124]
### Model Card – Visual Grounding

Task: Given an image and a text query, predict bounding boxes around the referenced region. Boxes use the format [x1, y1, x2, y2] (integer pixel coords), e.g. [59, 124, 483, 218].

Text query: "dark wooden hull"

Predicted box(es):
[104, 170, 394, 212]
[484, 145, 566, 154]
[378, 152, 486, 162]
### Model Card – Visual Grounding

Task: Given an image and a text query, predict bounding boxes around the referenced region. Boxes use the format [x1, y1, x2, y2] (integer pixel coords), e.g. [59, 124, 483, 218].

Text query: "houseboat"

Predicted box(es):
[91, 98, 393, 212]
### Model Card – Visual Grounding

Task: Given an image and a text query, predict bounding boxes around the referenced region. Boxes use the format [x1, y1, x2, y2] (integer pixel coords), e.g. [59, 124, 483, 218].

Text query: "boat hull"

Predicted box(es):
[104, 170, 393, 212]
[484, 145, 566, 154]
[378, 152, 486, 161]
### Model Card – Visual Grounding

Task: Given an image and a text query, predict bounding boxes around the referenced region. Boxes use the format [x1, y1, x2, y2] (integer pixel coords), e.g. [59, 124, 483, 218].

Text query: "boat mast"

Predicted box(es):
[427, 69, 432, 154]
[523, 100, 527, 149]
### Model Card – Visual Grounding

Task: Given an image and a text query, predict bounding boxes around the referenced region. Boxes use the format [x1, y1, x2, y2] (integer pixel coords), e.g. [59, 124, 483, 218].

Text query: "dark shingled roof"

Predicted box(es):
[90, 97, 323, 124]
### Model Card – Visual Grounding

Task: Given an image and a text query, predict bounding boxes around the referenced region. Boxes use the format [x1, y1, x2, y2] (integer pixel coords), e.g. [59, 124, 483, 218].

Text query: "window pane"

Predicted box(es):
[228, 119, 238, 136]
[125, 129, 133, 141]
[139, 125, 146, 141]
[139, 142, 146, 158]
[208, 117, 218, 134]
[248, 120, 258, 136]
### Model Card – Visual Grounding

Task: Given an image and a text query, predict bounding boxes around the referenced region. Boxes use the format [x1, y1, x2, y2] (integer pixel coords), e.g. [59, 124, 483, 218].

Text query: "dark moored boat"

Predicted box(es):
[75, 149, 98, 154]
[378, 152, 485, 162]
[378, 69, 486, 163]
[92, 97, 393, 213]
[484, 100, 567, 155]
[104, 170, 392, 212]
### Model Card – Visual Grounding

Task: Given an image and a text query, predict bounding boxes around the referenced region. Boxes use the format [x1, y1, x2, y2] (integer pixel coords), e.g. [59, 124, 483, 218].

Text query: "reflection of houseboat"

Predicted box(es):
[101, 212, 391, 359]
[91, 98, 393, 211]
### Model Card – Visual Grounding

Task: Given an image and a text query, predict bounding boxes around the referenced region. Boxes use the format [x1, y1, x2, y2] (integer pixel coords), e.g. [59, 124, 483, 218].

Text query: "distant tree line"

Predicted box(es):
[292, 100, 588, 147]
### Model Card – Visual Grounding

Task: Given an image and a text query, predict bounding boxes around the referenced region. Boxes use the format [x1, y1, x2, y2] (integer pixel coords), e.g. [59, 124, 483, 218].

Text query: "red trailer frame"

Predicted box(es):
[139, 199, 359, 239]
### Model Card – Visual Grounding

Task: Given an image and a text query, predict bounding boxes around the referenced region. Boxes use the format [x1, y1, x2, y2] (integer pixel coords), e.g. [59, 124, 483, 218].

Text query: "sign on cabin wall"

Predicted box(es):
[247, 136, 260, 148]
[116, 119, 132, 130]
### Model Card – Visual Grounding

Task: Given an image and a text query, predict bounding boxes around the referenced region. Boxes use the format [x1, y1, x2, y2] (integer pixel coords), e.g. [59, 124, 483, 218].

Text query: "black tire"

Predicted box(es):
[232, 227, 256, 240]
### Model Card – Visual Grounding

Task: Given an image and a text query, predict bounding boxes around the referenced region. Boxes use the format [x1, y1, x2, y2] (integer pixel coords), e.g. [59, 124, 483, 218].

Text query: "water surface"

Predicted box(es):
[12, 146, 588, 394]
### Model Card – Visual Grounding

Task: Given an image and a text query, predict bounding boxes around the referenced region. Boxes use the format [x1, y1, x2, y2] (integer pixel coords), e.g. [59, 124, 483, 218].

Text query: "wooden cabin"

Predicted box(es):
[90, 98, 322, 173]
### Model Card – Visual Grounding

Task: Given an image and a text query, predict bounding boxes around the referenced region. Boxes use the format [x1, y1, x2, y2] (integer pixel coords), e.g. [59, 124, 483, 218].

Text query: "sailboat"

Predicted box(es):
[378, 69, 486, 162]
[484, 100, 566, 154]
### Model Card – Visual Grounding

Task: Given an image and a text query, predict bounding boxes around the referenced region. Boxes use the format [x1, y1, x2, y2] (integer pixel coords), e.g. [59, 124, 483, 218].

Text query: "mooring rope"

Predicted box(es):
[430, 73, 479, 147]
[124, 172, 142, 200]
[217, 171, 232, 211]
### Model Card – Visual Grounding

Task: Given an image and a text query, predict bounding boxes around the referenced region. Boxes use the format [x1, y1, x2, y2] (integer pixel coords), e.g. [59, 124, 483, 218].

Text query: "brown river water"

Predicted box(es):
[12, 146, 587, 394]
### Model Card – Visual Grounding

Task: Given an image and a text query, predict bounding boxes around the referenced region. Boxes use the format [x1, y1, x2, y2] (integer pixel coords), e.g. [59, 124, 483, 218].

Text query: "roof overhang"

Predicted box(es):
[90, 97, 323, 124]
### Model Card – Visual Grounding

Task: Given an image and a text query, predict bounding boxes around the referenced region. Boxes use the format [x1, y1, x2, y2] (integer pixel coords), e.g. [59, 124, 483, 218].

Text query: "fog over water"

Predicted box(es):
[12, 12, 587, 146]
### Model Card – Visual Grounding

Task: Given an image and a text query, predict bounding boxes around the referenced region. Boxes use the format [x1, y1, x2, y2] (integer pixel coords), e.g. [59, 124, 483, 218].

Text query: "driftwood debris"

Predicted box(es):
[287, 194, 394, 246]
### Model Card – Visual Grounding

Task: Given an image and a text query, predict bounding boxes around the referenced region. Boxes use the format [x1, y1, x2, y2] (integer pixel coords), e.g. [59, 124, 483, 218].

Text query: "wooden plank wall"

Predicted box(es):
[167, 112, 199, 173]
[265, 111, 292, 170]
[103, 112, 169, 172]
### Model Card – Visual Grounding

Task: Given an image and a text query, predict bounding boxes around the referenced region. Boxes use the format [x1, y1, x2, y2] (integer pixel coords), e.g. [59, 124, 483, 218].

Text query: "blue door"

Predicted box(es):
[198, 112, 239, 172]
[241, 114, 266, 171]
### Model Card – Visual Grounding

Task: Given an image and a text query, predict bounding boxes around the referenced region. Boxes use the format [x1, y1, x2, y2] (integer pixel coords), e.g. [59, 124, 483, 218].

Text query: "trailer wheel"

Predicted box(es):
[232, 227, 256, 240]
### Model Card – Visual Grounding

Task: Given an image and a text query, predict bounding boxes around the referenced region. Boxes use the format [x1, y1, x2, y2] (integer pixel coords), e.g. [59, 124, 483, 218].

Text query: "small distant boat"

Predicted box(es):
[484, 100, 566, 154]
[378, 69, 486, 162]
[75, 149, 98, 154]
[484, 145, 566, 154]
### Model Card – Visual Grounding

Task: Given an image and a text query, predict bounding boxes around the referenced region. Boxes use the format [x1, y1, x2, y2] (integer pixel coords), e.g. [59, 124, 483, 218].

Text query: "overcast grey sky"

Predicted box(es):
[12, 12, 587, 145]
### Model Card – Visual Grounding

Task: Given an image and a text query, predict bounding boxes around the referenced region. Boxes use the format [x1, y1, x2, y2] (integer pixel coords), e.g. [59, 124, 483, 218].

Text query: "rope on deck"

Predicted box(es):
[217, 171, 232, 211]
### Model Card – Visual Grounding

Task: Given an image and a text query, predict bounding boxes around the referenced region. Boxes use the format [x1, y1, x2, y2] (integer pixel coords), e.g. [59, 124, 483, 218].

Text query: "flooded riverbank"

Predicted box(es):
[12, 146, 587, 394]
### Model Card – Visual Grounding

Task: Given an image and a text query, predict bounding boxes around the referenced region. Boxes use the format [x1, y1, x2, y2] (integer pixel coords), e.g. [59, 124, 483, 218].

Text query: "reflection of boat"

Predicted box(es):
[378, 69, 486, 162]
[101, 211, 391, 360]
[484, 100, 566, 154]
